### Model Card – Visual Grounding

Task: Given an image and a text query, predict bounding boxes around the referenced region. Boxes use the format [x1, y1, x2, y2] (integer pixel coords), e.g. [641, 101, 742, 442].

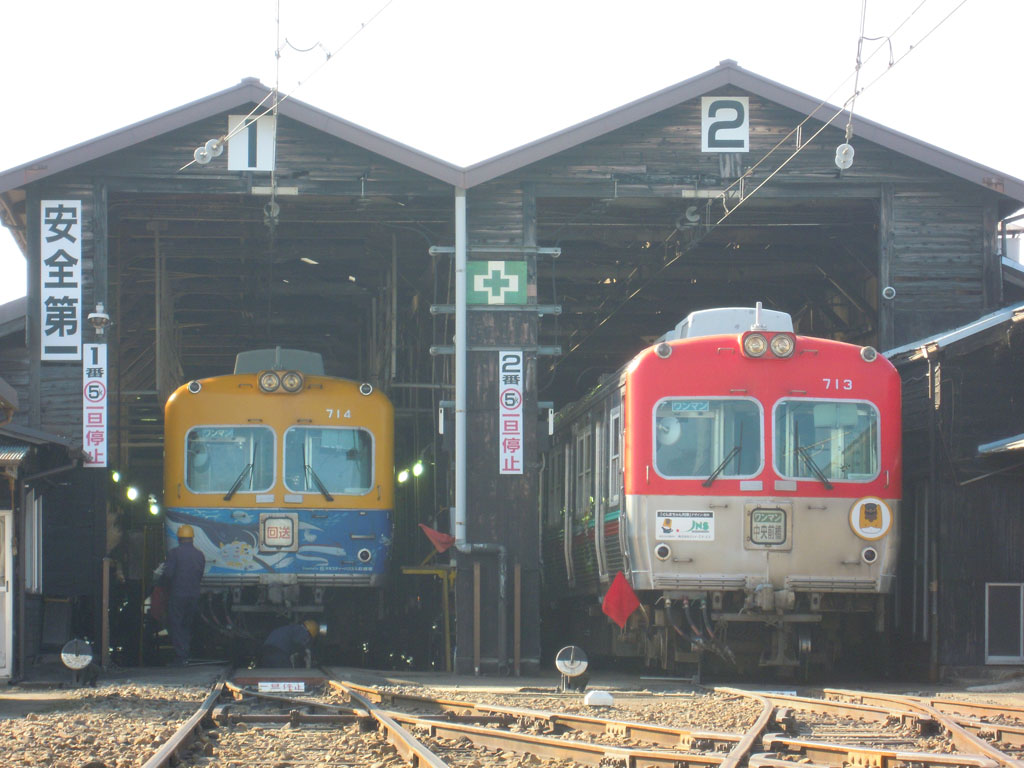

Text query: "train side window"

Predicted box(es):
[284, 426, 374, 495]
[773, 399, 879, 482]
[608, 407, 622, 505]
[653, 398, 762, 479]
[185, 425, 275, 494]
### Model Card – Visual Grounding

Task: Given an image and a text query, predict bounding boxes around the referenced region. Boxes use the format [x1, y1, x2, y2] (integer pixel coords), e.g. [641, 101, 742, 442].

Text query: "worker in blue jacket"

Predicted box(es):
[260, 620, 319, 668]
[160, 524, 206, 665]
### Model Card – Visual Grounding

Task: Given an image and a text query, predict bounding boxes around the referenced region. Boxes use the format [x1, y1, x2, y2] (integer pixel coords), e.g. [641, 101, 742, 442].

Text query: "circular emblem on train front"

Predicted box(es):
[849, 497, 892, 541]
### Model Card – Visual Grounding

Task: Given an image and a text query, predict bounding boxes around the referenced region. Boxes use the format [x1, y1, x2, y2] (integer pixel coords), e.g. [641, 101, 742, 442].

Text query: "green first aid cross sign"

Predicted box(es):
[466, 260, 527, 305]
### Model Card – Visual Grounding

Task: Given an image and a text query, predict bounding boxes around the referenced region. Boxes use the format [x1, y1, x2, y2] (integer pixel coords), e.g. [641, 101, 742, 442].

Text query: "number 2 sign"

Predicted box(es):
[702, 97, 749, 153]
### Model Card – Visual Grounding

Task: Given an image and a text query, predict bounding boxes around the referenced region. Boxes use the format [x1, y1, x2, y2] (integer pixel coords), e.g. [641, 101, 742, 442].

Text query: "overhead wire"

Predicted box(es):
[179, 0, 396, 172]
[551, 0, 971, 371]
[714, 0, 967, 229]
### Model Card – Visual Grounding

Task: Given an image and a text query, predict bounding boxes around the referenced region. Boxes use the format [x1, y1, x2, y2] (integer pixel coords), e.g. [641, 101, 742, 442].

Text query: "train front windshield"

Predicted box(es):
[284, 426, 374, 495]
[774, 400, 880, 482]
[654, 398, 762, 478]
[186, 426, 275, 493]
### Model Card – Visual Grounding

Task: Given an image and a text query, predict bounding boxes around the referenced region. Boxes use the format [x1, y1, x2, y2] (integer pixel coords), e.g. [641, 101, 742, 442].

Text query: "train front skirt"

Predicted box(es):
[164, 507, 392, 587]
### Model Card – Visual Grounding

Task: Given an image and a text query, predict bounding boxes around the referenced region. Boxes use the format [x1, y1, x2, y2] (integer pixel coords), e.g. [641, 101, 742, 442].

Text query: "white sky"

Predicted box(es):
[1, 0, 1019, 305]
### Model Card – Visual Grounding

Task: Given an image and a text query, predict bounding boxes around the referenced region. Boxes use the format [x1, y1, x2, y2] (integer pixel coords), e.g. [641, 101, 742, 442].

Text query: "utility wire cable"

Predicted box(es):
[180, 0, 395, 171]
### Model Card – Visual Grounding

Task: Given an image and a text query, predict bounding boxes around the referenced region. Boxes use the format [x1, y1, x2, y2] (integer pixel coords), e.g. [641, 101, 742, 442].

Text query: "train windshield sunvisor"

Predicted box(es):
[185, 425, 275, 494]
[773, 399, 880, 483]
[284, 426, 374, 495]
[653, 398, 762, 479]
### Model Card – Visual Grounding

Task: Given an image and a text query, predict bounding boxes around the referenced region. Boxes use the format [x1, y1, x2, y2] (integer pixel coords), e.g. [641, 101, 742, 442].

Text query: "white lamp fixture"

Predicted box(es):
[87, 303, 111, 336]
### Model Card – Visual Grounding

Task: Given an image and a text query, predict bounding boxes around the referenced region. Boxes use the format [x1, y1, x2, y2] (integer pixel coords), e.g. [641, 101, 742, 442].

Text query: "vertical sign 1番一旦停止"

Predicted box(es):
[83, 343, 108, 467]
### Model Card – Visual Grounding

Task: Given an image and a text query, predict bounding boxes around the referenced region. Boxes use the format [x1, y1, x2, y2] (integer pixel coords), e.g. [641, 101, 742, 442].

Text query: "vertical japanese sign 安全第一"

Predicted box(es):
[83, 344, 108, 467]
[40, 201, 82, 361]
[499, 350, 523, 475]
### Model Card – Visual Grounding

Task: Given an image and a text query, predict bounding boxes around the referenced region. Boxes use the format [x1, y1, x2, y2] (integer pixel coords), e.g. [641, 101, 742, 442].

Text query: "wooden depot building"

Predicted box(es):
[1, 60, 1023, 676]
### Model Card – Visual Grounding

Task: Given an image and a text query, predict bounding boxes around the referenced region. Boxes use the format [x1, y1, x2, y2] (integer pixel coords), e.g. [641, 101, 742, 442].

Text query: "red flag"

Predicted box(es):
[419, 523, 456, 553]
[602, 571, 640, 629]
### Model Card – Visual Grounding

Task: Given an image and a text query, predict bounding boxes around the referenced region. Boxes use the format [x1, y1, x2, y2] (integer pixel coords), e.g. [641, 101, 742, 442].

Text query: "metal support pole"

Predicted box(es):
[442, 571, 452, 673]
[473, 560, 481, 676]
[514, 563, 521, 676]
[454, 188, 467, 546]
[101, 557, 112, 669]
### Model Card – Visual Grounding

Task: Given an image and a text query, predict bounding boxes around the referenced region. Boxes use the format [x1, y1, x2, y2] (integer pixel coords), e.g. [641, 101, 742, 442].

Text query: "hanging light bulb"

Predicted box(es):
[397, 469, 410, 484]
[126, 486, 140, 501]
[412, 460, 424, 477]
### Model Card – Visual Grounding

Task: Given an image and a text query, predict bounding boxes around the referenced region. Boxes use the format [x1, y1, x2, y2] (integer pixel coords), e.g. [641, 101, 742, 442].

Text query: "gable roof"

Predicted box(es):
[459, 60, 1024, 197]
[0, 77, 466, 195]
[2, 60, 1023, 202]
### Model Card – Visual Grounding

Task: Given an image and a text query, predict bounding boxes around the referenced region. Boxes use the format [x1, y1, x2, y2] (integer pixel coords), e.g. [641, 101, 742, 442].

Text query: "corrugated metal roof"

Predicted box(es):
[884, 302, 1024, 361]
[978, 434, 1024, 455]
[0, 441, 29, 465]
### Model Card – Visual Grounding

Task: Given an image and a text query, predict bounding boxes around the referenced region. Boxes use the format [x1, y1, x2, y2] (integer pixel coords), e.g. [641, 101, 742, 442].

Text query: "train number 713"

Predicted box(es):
[822, 378, 853, 390]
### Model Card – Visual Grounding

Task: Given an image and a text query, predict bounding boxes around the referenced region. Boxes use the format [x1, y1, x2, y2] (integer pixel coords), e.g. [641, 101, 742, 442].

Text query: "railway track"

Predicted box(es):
[122, 671, 775, 768]
[6, 671, 1024, 768]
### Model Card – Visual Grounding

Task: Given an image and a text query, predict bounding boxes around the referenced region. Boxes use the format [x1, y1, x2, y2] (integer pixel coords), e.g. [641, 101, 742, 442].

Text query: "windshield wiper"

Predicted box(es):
[223, 463, 253, 501]
[796, 445, 833, 490]
[305, 464, 334, 501]
[703, 444, 741, 487]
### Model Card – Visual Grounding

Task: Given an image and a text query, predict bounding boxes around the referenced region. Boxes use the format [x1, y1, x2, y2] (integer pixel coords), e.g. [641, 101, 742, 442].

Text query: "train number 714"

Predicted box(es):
[822, 378, 853, 390]
[326, 408, 352, 419]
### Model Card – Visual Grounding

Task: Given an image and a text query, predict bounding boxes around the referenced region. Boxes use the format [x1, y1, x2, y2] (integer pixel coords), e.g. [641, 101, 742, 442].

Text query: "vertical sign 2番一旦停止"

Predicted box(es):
[499, 351, 523, 475]
[40, 201, 83, 361]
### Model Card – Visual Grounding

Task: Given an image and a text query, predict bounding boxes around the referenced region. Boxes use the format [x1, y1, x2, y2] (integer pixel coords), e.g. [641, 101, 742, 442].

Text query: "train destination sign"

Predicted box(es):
[750, 508, 787, 545]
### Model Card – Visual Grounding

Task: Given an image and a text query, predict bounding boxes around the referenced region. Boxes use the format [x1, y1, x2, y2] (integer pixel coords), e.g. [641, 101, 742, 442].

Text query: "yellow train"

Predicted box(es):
[163, 348, 394, 636]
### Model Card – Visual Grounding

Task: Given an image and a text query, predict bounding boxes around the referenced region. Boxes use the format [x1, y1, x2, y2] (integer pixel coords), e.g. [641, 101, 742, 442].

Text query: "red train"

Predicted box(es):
[542, 305, 901, 676]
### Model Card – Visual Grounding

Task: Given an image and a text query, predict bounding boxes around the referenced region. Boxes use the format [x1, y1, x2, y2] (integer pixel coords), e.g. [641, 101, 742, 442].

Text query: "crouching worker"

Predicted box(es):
[260, 620, 319, 668]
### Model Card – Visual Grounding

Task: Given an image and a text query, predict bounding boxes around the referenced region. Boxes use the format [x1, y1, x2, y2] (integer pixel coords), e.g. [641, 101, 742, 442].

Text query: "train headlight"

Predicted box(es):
[742, 332, 768, 357]
[281, 370, 304, 392]
[655, 342, 672, 359]
[769, 333, 795, 358]
[359, 383, 374, 396]
[860, 346, 878, 362]
[654, 543, 671, 561]
[258, 371, 281, 392]
[357, 548, 373, 563]
[861, 546, 879, 564]
[187, 380, 202, 394]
